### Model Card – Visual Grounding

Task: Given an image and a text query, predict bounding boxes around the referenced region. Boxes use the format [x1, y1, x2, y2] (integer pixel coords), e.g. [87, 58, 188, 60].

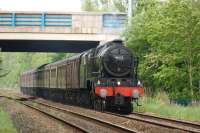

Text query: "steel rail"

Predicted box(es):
[21, 101, 90, 133]
[0, 95, 89, 133]
[131, 112, 200, 129]
[1, 95, 139, 133]
[30, 100, 139, 133]
[105, 112, 200, 133]
[1, 94, 200, 133]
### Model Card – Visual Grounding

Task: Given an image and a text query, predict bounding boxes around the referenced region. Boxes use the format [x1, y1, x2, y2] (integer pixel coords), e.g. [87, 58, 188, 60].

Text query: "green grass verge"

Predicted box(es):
[0, 108, 17, 133]
[135, 93, 200, 121]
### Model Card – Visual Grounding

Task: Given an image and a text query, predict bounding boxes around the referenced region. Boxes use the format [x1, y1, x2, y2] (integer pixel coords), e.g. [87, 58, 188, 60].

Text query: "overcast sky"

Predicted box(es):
[0, 0, 81, 12]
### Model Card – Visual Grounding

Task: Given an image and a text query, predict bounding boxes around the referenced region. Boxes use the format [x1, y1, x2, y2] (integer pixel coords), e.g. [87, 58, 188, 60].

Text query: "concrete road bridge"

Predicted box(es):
[0, 11, 127, 52]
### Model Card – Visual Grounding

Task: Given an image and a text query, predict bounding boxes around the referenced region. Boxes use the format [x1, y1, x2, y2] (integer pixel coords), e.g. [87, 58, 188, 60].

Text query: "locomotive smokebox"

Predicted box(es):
[98, 40, 134, 77]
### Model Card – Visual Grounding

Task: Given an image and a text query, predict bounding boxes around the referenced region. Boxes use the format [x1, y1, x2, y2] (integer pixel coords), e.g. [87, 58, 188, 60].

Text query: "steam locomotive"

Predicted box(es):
[20, 39, 144, 113]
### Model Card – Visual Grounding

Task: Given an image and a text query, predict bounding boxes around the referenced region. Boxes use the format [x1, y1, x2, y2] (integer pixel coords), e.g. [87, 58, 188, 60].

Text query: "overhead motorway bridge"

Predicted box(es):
[0, 11, 127, 52]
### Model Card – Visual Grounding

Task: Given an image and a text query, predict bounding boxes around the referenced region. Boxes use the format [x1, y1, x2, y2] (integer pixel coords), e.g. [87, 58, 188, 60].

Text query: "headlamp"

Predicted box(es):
[117, 81, 121, 86]
[100, 89, 107, 98]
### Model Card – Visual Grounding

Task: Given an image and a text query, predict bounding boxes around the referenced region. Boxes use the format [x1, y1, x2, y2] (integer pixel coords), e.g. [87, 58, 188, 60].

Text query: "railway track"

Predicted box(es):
[0, 95, 87, 133]
[105, 112, 200, 133]
[131, 112, 200, 130]
[1, 93, 200, 133]
[0, 95, 139, 133]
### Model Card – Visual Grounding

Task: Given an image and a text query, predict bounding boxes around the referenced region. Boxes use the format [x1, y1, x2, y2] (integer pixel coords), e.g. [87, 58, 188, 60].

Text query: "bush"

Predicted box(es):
[124, 0, 200, 99]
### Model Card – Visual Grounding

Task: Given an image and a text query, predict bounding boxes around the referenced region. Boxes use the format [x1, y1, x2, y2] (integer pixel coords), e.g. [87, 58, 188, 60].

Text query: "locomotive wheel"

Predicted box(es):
[122, 103, 133, 114]
[101, 99, 106, 112]
[94, 98, 97, 110]
[94, 97, 106, 112]
[94, 98, 100, 111]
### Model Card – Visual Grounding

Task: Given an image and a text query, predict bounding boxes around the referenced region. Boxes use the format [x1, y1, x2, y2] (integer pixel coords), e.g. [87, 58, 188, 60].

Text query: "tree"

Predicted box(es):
[124, 0, 200, 99]
[0, 52, 53, 88]
[113, 0, 127, 12]
[81, 0, 98, 11]
[0, 52, 77, 88]
[51, 53, 76, 62]
[0, 52, 10, 78]
[81, 0, 127, 12]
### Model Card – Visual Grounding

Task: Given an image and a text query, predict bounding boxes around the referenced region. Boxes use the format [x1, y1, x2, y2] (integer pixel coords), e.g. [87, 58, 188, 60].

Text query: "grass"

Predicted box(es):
[135, 93, 200, 121]
[0, 108, 17, 133]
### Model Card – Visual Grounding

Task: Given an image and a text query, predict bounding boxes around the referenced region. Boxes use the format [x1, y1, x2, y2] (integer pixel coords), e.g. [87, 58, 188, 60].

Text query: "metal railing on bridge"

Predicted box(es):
[0, 12, 127, 28]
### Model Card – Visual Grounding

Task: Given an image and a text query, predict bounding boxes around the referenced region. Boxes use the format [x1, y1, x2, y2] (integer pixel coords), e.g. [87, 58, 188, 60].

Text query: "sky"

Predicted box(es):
[0, 0, 81, 12]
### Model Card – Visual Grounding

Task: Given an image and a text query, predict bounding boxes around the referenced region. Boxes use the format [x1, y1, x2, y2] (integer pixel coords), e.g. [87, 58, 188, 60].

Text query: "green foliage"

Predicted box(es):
[0, 52, 77, 88]
[81, 0, 127, 12]
[0, 52, 9, 78]
[124, 0, 200, 99]
[135, 94, 200, 121]
[113, 0, 127, 12]
[0, 108, 17, 133]
[81, 0, 98, 11]
[51, 53, 77, 62]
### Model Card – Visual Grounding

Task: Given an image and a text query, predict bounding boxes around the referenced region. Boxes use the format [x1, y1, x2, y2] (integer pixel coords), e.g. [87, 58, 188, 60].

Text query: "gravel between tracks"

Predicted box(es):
[35, 98, 186, 133]
[25, 100, 124, 133]
[0, 90, 190, 133]
[0, 97, 83, 133]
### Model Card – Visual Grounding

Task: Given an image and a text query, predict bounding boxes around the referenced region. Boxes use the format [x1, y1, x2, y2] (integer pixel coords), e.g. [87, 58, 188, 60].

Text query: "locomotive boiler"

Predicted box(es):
[20, 39, 144, 113]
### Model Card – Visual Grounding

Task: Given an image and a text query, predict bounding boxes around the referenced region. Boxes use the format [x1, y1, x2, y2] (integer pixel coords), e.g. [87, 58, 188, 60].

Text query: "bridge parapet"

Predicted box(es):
[0, 12, 127, 35]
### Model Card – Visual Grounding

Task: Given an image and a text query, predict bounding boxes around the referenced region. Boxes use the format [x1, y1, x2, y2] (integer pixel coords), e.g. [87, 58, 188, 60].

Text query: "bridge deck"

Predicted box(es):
[0, 12, 127, 52]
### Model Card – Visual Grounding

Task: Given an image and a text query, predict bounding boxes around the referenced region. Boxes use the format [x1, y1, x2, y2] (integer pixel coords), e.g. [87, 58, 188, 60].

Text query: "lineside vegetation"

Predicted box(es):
[0, 108, 17, 133]
[124, 0, 200, 100]
[135, 93, 200, 121]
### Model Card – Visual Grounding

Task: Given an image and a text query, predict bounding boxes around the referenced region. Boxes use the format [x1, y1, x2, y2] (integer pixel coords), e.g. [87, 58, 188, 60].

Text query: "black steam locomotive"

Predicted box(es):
[20, 39, 144, 113]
